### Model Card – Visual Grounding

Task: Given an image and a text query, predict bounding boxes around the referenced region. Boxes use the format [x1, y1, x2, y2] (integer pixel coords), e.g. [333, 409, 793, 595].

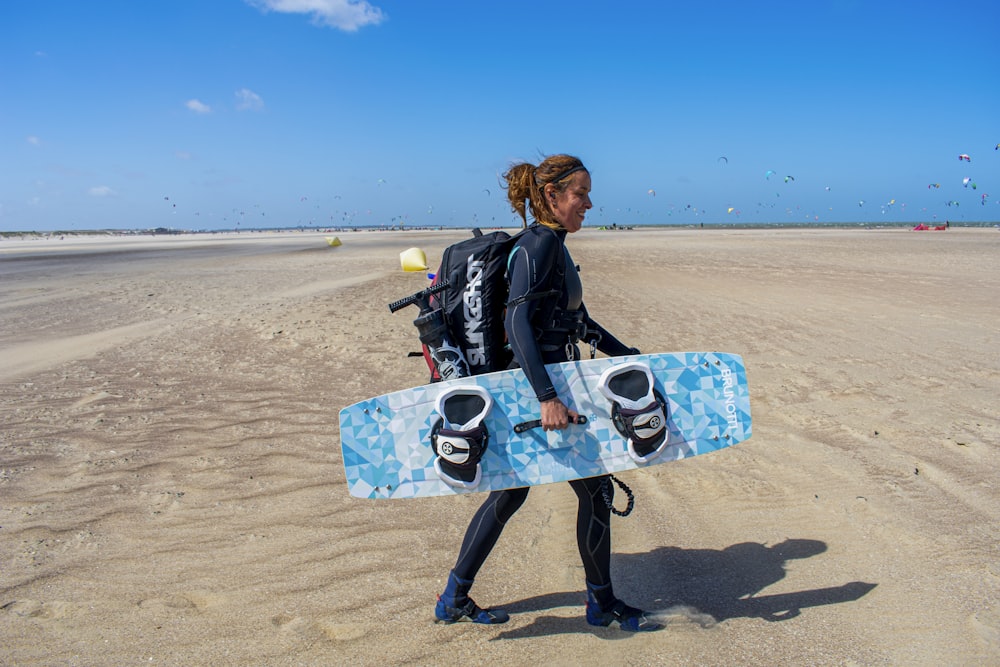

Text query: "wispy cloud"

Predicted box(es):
[235, 88, 264, 111]
[245, 0, 385, 32]
[186, 99, 212, 114]
[88, 186, 117, 197]
[26, 135, 41, 146]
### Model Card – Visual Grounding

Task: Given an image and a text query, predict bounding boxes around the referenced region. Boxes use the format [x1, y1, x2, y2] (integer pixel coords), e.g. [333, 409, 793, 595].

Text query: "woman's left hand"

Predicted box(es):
[540, 398, 579, 431]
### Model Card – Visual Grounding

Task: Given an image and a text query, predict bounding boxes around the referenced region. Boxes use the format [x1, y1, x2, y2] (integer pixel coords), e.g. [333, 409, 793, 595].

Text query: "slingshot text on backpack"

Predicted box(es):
[462, 255, 488, 367]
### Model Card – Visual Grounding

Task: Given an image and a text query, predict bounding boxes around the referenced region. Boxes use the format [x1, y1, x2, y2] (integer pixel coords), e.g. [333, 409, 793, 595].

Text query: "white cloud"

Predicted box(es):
[26, 135, 41, 146]
[246, 0, 385, 31]
[235, 88, 264, 111]
[88, 186, 117, 197]
[175, 150, 194, 160]
[186, 99, 212, 114]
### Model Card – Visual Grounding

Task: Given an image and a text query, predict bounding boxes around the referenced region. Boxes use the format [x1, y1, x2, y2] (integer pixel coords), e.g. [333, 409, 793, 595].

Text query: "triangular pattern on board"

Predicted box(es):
[338, 352, 751, 499]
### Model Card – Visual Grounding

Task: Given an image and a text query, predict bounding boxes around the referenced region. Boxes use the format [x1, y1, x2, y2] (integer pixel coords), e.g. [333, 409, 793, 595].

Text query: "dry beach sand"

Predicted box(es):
[1, 227, 998, 666]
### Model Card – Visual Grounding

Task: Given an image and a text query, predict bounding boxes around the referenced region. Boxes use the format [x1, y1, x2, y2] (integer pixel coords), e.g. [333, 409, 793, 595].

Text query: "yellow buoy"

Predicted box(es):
[400, 247, 428, 272]
[325, 236, 342, 247]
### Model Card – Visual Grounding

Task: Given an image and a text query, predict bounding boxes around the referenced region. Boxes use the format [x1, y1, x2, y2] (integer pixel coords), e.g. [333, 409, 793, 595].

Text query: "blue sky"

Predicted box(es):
[2, 0, 998, 231]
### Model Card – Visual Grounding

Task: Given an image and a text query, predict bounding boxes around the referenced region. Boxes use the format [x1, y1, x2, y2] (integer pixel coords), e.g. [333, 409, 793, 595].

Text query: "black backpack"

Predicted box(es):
[430, 228, 522, 378]
[390, 229, 521, 381]
[390, 226, 570, 382]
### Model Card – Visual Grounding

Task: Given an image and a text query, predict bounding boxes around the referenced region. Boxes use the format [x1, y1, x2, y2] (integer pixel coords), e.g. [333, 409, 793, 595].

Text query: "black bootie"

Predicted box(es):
[434, 571, 509, 624]
[585, 581, 663, 632]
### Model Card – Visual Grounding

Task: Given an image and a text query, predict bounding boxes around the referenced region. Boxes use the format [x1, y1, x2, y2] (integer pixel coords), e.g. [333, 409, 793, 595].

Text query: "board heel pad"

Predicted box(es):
[431, 387, 493, 488]
[598, 362, 669, 463]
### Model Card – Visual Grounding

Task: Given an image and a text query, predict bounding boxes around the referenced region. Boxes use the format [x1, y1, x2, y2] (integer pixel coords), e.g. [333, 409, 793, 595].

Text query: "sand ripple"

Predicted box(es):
[2, 229, 998, 665]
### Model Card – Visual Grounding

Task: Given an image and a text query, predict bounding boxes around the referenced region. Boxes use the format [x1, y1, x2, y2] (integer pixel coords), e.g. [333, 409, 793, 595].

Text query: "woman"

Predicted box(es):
[434, 154, 661, 632]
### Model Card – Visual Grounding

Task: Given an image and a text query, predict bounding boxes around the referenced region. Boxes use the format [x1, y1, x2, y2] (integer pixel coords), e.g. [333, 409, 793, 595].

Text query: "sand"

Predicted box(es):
[1, 227, 998, 666]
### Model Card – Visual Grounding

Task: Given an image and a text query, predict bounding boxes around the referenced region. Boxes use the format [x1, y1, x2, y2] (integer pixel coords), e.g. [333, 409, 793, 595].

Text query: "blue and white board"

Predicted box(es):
[338, 352, 751, 499]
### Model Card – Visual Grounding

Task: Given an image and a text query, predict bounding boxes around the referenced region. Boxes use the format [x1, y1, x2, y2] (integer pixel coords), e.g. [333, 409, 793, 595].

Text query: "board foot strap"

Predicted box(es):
[431, 386, 492, 489]
[598, 362, 669, 463]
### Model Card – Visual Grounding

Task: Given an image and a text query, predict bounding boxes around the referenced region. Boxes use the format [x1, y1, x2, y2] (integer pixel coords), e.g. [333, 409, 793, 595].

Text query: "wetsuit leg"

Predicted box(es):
[570, 476, 662, 631]
[452, 487, 530, 581]
[569, 475, 613, 587]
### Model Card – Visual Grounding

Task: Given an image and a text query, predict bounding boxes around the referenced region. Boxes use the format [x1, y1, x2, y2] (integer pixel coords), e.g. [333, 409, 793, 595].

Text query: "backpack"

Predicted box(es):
[425, 228, 520, 379]
[390, 226, 569, 382]
[389, 229, 520, 382]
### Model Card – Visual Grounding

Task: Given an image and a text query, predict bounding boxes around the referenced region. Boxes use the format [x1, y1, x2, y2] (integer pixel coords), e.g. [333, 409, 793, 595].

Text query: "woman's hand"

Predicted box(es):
[540, 398, 580, 431]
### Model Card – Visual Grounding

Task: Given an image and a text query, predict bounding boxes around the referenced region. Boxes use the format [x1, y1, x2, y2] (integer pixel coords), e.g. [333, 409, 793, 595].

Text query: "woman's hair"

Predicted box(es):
[503, 154, 587, 229]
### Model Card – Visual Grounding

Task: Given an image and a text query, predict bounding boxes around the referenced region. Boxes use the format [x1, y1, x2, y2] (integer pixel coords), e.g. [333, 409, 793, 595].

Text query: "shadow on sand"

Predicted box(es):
[492, 538, 876, 640]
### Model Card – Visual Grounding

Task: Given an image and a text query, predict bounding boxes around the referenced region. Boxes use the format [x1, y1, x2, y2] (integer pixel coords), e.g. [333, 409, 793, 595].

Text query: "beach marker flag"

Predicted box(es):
[400, 247, 428, 272]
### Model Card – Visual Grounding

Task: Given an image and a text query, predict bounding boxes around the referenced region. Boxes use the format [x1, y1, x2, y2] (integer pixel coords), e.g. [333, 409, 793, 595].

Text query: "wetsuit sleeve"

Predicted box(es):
[505, 231, 561, 402]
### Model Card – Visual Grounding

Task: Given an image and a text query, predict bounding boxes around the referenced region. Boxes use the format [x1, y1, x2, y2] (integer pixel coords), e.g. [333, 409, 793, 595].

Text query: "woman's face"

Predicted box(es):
[548, 171, 592, 233]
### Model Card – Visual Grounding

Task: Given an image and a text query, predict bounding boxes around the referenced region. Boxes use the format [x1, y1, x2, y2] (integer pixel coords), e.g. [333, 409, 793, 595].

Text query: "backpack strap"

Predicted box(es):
[505, 224, 570, 329]
[507, 289, 560, 308]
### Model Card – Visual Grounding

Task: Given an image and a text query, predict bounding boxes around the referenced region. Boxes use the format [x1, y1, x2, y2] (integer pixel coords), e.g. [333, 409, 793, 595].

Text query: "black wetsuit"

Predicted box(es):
[451, 224, 634, 588]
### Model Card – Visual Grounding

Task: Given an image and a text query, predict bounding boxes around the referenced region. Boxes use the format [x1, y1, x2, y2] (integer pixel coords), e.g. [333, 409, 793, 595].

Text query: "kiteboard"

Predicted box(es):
[338, 352, 751, 499]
